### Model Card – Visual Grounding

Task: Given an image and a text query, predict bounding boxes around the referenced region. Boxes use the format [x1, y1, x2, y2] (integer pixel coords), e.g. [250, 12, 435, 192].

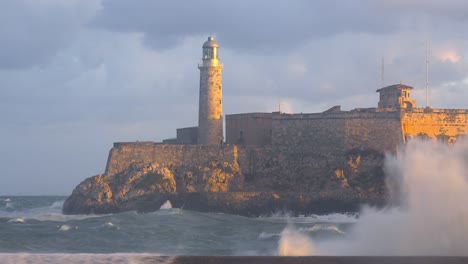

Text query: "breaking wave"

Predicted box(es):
[259, 212, 358, 224]
[278, 139, 468, 256]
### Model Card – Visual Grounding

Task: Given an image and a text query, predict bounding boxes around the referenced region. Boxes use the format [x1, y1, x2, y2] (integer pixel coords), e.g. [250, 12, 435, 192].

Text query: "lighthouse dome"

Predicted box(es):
[202, 36, 219, 48]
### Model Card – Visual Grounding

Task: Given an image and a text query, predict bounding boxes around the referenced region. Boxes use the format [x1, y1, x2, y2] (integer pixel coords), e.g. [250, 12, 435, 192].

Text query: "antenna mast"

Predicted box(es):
[425, 41, 429, 107]
[381, 57, 385, 87]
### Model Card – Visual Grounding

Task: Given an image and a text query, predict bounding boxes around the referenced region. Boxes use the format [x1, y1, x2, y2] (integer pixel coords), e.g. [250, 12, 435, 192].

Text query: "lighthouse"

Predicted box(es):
[198, 36, 224, 145]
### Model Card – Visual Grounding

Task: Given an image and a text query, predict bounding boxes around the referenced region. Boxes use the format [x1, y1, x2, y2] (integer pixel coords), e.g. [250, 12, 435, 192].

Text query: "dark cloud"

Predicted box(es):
[92, 0, 399, 52]
[0, 1, 467, 194]
[0, 1, 99, 69]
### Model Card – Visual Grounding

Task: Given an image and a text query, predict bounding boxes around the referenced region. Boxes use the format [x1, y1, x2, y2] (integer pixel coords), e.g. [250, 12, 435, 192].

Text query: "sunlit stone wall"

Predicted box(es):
[198, 66, 223, 145]
[272, 110, 403, 155]
[402, 109, 468, 143]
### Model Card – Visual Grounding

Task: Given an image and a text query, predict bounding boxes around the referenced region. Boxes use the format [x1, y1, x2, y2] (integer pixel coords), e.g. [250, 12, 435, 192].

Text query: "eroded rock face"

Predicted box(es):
[63, 162, 243, 214]
[63, 146, 386, 216]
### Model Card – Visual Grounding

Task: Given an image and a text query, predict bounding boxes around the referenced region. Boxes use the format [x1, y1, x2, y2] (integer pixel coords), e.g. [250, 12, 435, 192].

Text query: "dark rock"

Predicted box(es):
[63, 146, 387, 216]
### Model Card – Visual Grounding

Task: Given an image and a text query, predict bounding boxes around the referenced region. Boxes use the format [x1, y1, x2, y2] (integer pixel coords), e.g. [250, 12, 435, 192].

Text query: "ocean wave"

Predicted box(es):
[299, 224, 345, 234]
[101, 222, 120, 230]
[1, 208, 112, 222]
[5, 202, 15, 210]
[0, 253, 172, 264]
[7, 217, 25, 223]
[50, 200, 65, 210]
[307, 213, 358, 224]
[160, 200, 172, 209]
[257, 232, 280, 240]
[258, 212, 358, 224]
[151, 208, 183, 216]
[58, 224, 72, 231]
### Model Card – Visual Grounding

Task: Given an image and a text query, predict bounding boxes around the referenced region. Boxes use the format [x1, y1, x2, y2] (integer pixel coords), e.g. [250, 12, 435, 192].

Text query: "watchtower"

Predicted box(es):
[198, 36, 224, 145]
[376, 83, 416, 110]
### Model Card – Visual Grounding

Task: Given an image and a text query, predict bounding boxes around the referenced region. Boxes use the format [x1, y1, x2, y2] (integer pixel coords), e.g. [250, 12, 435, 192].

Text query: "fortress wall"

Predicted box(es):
[271, 111, 403, 155]
[103, 110, 467, 192]
[226, 113, 273, 145]
[344, 112, 403, 153]
[105, 143, 271, 178]
[106, 143, 241, 176]
[271, 114, 346, 156]
[402, 109, 468, 143]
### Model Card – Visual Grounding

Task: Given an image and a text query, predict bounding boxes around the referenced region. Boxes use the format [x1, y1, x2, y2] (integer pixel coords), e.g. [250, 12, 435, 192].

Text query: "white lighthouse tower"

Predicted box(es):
[198, 36, 224, 145]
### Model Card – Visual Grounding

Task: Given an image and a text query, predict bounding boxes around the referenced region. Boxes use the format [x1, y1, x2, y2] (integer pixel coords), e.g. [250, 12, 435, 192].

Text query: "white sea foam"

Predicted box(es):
[278, 226, 316, 256]
[7, 217, 25, 223]
[160, 200, 172, 210]
[50, 200, 65, 210]
[308, 213, 358, 223]
[259, 212, 358, 224]
[0, 199, 111, 222]
[3, 198, 11, 202]
[102, 222, 120, 230]
[299, 224, 345, 234]
[278, 139, 468, 256]
[34, 213, 109, 222]
[58, 225, 71, 232]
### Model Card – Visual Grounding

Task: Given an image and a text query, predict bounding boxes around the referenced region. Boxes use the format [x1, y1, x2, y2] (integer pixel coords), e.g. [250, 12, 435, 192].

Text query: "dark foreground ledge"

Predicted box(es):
[3, 255, 467, 264]
[168, 256, 468, 264]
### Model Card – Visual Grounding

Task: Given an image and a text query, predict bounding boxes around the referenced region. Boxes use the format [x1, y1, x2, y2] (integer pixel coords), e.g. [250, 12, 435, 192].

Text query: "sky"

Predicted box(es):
[1, 0, 467, 195]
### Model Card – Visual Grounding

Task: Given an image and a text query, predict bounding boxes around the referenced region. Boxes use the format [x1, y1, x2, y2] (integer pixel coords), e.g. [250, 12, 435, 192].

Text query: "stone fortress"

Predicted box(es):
[63, 37, 468, 215]
[162, 36, 466, 152]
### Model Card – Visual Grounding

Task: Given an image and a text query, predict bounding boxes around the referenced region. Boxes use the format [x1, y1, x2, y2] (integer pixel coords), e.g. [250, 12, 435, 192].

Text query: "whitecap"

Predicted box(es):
[160, 200, 172, 210]
[58, 225, 71, 231]
[308, 213, 359, 224]
[102, 222, 120, 230]
[258, 212, 358, 224]
[49, 200, 65, 210]
[299, 224, 345, 234]
[7, 217, 25, 223]
[278, 226, 316, 256]
[3, 198, 11, 202]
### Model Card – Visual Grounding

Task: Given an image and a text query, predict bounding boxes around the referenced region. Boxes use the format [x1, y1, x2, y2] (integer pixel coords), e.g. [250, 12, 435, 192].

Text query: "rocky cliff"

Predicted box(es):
[63, 144, 387, 216]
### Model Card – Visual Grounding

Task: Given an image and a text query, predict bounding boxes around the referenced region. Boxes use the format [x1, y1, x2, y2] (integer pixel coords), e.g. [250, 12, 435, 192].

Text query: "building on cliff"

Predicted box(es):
[64, 37, 467, 216]
[160, 37, 467, 150]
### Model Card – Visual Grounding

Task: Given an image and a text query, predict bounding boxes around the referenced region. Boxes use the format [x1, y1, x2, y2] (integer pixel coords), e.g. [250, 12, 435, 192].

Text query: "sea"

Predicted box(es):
[0, 196, 355, 263]
[1, 140, 468, 263]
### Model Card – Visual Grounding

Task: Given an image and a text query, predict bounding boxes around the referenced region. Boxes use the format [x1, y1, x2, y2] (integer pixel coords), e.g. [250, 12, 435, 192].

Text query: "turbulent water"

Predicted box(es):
[0, 196, 355, 260]
[1, 139, 467, 262]
[280, 139, 468, 256]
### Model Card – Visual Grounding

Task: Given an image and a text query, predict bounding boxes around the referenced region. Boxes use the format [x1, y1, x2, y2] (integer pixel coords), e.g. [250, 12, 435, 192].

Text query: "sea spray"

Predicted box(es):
[160, 200, 172, 210]
[278, 139, 468, 256]
[278, 226, 316, 256]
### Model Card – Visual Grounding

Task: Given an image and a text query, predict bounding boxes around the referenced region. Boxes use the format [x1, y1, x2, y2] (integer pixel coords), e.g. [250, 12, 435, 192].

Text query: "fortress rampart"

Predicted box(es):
[106, 108, 467, 179]
[401, 108, 467, 143]
[106, 143, 242, 176]
[271, 110, 404, 155]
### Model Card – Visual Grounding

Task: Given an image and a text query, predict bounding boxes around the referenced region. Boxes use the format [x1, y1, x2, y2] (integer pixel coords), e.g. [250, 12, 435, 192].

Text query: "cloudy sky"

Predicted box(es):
[1, 0, 467, 195]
